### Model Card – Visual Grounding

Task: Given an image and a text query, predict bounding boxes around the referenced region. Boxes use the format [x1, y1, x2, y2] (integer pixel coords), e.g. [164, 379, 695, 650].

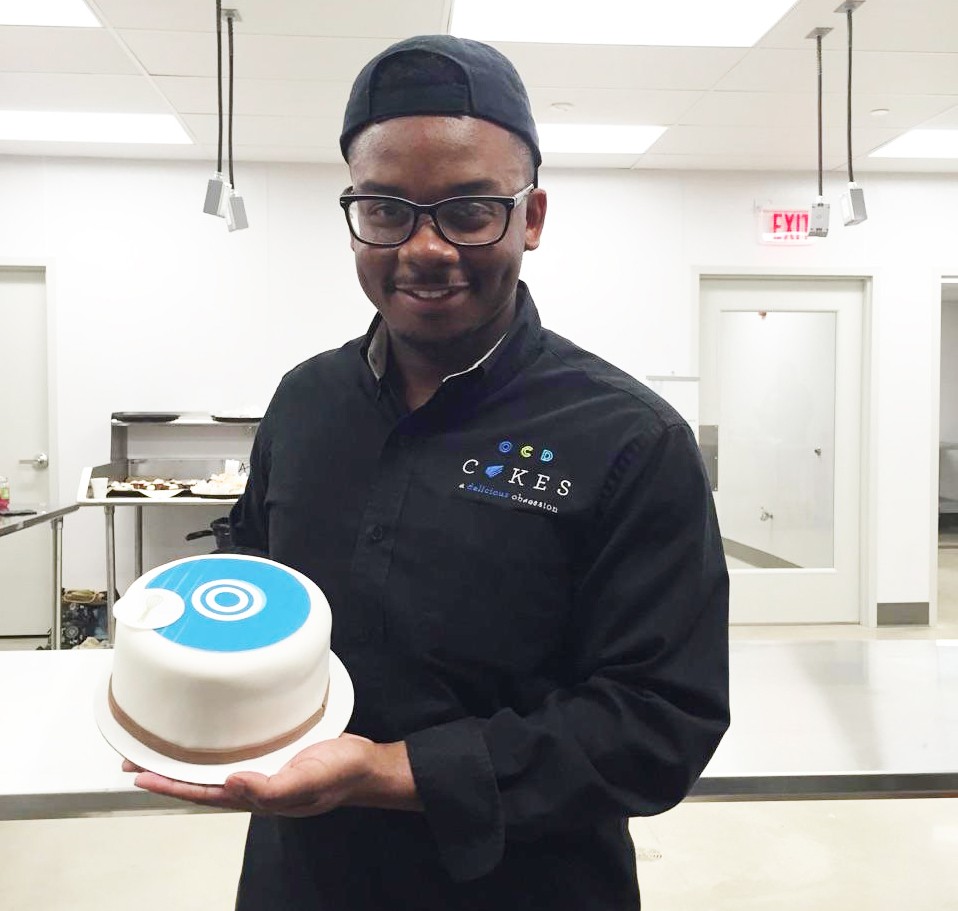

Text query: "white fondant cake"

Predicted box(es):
[109, 554, 331, 763]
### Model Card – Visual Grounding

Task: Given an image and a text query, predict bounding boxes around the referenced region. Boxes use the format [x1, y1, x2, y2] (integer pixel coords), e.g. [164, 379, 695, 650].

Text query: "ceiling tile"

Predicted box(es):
[851, 52, 958, 95]
[95, 0, 448, 37]
[154, 76, 351, 118]
[754, 0, 958, 53]
[208, 144, 347, 165]
[757, 0, 850, 50]
[528, 87, 702, 126]
[717, 47, 958, 95]
[636, 153, 818, 171]
[846, 2, 958, 53]
[181, 113, 341, 146]
[500, 43, 747, 91]
[715, 48, 846, 92]
[0, 73, 167, 112]
[118, 31, 393, 79]
[912, 102, 958, 128]
[0, 25, 138, 75]
[855, 156, 958, 173]
[647, 123, 901, 159]
[680, 91, 958, 130]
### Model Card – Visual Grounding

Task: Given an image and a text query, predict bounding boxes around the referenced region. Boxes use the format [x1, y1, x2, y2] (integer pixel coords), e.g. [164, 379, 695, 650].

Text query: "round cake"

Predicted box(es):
[109, 554, 331, 764]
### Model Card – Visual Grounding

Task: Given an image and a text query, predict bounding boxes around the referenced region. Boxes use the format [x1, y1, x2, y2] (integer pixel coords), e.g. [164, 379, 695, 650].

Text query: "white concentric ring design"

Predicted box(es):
[191, 579, 266, 622]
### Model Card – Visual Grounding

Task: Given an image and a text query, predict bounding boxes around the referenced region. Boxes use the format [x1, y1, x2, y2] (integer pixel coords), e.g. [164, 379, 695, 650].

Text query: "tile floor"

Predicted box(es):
[2, 552, 956, 910]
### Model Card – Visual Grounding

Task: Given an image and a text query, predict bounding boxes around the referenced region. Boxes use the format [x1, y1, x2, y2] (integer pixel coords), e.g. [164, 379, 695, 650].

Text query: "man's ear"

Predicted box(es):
[524, 189, 547, 251]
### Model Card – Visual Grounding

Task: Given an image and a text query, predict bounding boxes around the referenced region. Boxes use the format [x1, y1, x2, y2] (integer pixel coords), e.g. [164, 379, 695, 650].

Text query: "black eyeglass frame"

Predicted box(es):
[338, 183, 536, 248]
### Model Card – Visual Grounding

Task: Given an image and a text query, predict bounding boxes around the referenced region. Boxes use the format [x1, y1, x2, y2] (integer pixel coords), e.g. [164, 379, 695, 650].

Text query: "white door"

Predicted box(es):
[0, 267, 53, 636]
[699, 276, 864, 623]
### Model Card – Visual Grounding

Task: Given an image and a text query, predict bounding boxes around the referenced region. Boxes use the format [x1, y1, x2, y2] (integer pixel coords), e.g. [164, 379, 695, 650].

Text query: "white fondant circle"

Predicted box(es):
[95, 651, 354, 786]
[113, 589, 186, 630]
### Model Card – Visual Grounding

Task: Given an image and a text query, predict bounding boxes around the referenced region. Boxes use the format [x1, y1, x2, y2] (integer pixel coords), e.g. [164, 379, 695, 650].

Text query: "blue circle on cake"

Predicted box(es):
[145, 558, 310, 652]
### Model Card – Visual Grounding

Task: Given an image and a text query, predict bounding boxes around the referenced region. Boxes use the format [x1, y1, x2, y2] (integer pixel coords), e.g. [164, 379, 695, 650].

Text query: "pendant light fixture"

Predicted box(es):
[224, 10, 248, 231]
[837, 0, 867, 226]
[202, 4, 248, 231]
[202, 0, 228, 216]
[806, 26, 832, 238]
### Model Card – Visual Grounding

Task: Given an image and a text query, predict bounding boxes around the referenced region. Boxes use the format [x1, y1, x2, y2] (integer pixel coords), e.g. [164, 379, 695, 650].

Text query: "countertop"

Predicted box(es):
[1, 639, 956, 820]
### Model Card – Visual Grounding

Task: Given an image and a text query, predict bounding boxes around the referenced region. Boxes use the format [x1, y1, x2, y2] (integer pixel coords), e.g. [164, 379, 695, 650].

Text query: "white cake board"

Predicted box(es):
[95, 651, 354, 785]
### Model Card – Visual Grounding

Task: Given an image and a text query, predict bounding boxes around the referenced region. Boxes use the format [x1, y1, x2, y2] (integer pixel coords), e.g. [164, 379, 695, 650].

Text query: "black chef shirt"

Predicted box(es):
[230, 283, 729, 910]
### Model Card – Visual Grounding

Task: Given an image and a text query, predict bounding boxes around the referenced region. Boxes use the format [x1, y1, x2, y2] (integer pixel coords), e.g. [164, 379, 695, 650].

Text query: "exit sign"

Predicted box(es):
[759, 208, 813, 245]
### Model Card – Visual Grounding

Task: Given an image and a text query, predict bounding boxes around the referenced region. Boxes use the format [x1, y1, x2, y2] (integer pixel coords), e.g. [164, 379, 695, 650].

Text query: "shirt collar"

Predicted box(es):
[365, 320, 389, 381]
[361, 282, 533, 385]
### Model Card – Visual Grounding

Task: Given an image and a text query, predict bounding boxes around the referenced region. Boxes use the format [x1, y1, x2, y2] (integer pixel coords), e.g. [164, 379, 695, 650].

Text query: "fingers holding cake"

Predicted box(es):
[130, 770, 252, 811]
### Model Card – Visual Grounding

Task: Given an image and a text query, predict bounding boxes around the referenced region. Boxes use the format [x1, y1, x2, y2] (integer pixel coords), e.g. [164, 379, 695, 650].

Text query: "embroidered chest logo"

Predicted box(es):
[457, 439, 573, 514]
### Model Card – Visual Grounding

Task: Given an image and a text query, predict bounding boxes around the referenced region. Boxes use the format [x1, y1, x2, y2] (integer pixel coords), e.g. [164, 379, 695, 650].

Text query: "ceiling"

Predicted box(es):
[1, 0, 957, 172]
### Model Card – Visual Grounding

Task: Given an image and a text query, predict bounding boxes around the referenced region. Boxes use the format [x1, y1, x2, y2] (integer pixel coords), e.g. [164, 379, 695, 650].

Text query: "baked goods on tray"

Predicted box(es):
[108, 478, 198, 499]
[189, 472, 248, 498]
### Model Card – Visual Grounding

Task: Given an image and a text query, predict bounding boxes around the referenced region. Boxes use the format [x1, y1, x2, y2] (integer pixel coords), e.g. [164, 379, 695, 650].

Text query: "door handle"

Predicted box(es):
[19, 452, 49, 470]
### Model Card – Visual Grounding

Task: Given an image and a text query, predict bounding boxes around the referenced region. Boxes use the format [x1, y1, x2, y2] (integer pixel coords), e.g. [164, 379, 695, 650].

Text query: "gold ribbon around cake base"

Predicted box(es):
[109, 678, 329, 765]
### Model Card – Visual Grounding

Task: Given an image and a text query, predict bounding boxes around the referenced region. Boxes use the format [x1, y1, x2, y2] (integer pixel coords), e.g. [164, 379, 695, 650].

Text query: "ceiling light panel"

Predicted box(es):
[537, 123, 666, 154]
[0, 111, 191, 144]
[0, 0, 99, 27]
[450, 0, 799, 47]
[870, 129, 958, 158]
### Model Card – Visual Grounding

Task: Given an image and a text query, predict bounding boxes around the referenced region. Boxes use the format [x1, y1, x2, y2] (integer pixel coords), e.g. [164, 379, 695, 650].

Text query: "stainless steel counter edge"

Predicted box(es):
[0, 791, 219, 820]
[690, 772, 958, 801]
[0, 504, 79, 537]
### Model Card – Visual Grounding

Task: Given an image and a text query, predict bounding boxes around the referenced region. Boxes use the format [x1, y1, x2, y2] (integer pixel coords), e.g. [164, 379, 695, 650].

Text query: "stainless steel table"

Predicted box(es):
[76, 474, 237, 642]
[77, 414, 257, 641]
[0, 504, 79, 649]
[0, 640, 955, 821]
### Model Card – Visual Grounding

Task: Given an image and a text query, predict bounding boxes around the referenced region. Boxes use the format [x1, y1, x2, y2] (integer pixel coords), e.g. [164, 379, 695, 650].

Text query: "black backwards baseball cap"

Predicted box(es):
[340, 35, 541, 169]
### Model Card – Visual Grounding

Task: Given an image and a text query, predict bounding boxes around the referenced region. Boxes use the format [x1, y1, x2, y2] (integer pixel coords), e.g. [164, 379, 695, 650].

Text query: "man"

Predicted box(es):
[129, 35, 729, 909]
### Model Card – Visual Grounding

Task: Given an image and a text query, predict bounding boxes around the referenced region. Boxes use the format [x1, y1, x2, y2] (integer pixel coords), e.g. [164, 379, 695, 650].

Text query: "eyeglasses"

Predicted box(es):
[339, 184, 535, 248]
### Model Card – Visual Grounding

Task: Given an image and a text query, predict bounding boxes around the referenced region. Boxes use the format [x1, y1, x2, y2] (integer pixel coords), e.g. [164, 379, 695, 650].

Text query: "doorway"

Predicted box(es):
[938, 280, 958, 547]
[936, 279, 958, 636]
[699, 276, 866, 624]
[0, 266, 54, 636]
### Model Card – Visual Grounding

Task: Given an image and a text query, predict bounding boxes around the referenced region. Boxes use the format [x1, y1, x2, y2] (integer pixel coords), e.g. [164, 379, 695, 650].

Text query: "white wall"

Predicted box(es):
[0, 156, 952, 610]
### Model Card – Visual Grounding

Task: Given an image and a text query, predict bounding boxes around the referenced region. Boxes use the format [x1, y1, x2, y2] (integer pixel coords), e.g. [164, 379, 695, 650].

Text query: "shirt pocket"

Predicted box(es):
[388, 487, 575, 677]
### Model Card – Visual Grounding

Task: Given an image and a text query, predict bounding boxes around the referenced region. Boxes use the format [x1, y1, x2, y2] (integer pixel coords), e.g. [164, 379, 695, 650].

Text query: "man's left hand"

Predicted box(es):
[122, 734, 420, 815]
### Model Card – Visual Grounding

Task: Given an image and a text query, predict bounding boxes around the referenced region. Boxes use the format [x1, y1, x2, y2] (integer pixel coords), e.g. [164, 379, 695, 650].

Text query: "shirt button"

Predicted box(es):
[368, 524, 385, 543]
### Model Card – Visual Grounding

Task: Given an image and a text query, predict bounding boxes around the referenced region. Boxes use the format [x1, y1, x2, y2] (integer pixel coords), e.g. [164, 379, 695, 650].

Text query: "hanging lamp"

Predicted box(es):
[837, 0, 868, 226]
[806, 26, 832, 237]
[202, 4, 248, 230]
[202, 0, 228, 217]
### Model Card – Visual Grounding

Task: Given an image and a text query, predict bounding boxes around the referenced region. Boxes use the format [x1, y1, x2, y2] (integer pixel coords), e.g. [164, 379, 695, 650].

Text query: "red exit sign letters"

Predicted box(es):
[760, 208, 812, 245]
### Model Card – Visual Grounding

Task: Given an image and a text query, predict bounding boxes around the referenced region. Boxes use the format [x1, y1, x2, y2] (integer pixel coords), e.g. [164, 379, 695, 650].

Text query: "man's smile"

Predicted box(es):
[393, 283, 471, 303]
